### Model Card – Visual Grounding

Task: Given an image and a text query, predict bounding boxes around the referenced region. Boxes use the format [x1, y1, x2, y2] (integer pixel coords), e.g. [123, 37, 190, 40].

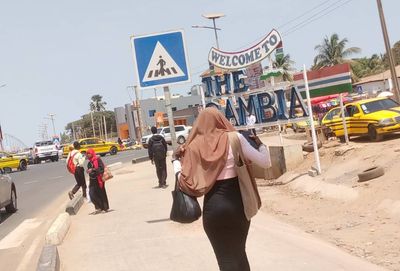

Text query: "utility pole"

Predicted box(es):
[47, 114, 56, 137]
[377, 0, 400, 102]
[103, 115, 108, 141]
[90, 111, 96, 137]
[134, 86, 144, 140]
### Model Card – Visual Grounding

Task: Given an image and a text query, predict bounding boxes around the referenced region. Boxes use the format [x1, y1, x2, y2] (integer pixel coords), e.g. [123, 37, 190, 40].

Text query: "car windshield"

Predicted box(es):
[157, 128, 162, 134]
[360, 99, 399, 114]
[35, 141, 53, 146]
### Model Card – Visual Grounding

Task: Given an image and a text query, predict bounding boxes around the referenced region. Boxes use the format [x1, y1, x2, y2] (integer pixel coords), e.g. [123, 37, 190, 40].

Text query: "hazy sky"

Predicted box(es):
[1, 0, 399, 146]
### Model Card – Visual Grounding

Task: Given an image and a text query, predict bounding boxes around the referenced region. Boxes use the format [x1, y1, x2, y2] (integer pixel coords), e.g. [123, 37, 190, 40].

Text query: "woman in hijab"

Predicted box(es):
[86, 148, 109, 214]
[172, 107, 271, 271]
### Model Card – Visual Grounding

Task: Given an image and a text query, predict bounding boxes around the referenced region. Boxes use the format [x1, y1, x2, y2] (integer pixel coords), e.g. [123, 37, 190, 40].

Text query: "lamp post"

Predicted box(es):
[192, 13, 225, 49]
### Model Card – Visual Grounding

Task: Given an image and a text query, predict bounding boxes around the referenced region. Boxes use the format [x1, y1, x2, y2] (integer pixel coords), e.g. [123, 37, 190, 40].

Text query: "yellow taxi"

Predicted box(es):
[0, 151, 28, 172]
[63, 138, 120, 157]
[322, 97, 400, 141]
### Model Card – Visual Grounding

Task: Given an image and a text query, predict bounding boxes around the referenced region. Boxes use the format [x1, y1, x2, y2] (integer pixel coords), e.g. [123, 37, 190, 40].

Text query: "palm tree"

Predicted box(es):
[90, 95, 107, 112]
[312, 33, 360, 70]
[273, 54, 294, 81]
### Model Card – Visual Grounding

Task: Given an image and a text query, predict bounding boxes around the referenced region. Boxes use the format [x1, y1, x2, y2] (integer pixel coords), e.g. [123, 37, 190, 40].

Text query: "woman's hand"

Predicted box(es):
[173, 145, 185, 160]
[87, 168, 93, 174]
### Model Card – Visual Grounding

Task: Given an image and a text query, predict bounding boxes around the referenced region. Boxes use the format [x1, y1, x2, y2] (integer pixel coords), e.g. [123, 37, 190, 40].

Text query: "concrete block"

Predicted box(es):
[36, 245, 60, 271]
[132, 156, 150, 164]
[308, 169, 318, 177]
[65, 194, 84, 215]
[45, 213, 70, 246]
[266, 144, 304, 180]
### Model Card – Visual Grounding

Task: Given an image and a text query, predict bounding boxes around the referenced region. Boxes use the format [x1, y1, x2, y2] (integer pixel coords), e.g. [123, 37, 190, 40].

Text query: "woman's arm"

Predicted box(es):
[237, 133, 271, 168]
[97, 159, 105, 175]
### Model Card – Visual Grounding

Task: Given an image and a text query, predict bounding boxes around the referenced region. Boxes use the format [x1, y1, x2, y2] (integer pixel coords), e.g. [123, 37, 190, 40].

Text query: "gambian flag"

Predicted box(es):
[293, 63, 352, 98]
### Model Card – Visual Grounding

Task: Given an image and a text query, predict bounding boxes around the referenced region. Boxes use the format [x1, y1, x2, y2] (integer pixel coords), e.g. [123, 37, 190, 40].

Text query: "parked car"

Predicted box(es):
[0, 168, 17, 214]
[322, 97, 400, 142]
[0, 151, 28, 172]
[141, 125, 192, 148]
[33, 140, 59, 163]
[63, 137, 119, 157]
[16, 148, 34, 165]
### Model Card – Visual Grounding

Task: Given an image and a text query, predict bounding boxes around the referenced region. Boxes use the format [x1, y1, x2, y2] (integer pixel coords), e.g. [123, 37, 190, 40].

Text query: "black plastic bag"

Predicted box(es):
[170, 173, 201, 223]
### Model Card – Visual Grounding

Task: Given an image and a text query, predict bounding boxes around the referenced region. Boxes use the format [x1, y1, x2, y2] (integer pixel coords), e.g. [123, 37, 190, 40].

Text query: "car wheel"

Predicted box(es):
[358, 166, 384, 182]
[177, 136, 186, 145]
[19, 160, 27, 171]
[34, 158, 40, 164]
[5, 188, 17, 213]
[54, 156, 59, 162]
[110, 147, 118, 155]
[368, 125, 383, 142]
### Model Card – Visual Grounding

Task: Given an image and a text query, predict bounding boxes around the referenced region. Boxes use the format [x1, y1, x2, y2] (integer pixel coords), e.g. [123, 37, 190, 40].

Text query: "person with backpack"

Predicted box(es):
[66, 141, 87, 200]
[148, 126, 168, 188]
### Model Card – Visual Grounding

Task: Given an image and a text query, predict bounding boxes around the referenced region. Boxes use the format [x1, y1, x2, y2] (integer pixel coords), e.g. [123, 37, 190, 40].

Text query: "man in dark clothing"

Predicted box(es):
[148, 126, 168, 188]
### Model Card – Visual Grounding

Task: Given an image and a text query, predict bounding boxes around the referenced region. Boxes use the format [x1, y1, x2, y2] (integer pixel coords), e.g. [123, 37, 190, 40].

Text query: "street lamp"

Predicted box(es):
[192, 13, 225, 49]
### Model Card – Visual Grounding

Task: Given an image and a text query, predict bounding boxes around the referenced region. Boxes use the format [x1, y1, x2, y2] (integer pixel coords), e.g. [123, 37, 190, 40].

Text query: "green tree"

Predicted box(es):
[312, 33, 361, 70]
[351, 54, 386, 81]
[90, 94, 107, 112]
[272, 54, 294, 81]
[382, 40, 400, 67]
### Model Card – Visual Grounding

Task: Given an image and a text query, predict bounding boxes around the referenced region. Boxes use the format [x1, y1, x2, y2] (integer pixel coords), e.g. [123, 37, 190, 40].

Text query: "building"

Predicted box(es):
[114, 92, 202, 141]
[353, 65, 400, 95]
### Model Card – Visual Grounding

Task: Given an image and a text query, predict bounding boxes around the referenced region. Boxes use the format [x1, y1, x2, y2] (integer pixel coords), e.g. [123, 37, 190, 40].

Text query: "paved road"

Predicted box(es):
[0, 149, 148, 271]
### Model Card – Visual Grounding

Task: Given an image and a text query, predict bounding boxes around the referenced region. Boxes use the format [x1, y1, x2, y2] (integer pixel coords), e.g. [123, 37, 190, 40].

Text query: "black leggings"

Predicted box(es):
[203, 177, 250, 271]
[72, 166, 87, 197]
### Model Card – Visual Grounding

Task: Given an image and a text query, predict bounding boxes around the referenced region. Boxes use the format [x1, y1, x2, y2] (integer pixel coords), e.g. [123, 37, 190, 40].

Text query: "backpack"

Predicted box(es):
[152, 139, 166, 160]
[67, 152, 78, 174]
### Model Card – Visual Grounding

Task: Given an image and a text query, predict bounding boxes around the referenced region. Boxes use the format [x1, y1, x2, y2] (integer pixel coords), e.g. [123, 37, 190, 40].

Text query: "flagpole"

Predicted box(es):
[303, 65, 321, 175]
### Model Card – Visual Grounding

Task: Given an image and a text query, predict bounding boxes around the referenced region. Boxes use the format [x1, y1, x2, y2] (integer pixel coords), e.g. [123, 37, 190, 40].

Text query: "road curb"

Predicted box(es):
[65, 194, 84, 215]
[36, 245, 60, 271]
[108, 162, 123, 170]
[45, 212, 70, 246]
[132, 151, 173, 164]
[132, 156, 150, 164]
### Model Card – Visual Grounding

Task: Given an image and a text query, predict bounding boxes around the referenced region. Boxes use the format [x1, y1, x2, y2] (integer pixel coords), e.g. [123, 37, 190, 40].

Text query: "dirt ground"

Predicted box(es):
[258, 132, 400, 271]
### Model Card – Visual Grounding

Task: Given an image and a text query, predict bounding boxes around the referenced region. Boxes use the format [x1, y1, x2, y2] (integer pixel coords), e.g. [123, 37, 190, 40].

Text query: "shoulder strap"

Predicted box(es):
[228, 132, 244, 165]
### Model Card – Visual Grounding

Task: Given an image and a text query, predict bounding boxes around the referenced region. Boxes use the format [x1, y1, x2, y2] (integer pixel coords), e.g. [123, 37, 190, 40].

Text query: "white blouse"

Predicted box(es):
[173, 132, 271, 180]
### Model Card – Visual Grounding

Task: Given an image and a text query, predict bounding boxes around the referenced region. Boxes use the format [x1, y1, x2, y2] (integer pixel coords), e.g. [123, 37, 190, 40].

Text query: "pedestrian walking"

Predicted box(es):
[172, 107, 271, 271]
[86, 148, 109, 214]
[66, 141, 87, 200]
[148, 126, 168, 188]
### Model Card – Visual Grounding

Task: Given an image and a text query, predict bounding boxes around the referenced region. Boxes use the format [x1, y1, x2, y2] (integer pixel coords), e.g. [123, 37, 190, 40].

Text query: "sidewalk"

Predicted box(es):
[58, 160, 387, 271]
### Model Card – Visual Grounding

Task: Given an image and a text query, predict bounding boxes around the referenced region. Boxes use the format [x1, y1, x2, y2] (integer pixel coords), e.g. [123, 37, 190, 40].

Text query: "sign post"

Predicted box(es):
[303, 65, 321, 175]
[339, 94, 349, 144]
[131, 30, 191, 148]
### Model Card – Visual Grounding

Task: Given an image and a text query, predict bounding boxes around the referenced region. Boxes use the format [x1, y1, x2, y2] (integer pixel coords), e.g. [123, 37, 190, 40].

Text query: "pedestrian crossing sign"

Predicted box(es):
[131, 30, 191, 89]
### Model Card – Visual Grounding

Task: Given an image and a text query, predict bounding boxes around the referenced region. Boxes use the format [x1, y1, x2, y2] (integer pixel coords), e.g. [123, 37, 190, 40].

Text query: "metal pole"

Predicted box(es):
[303, 65, 321, 175]
[269, 56, 283, 144]
[377, 0, 400, 102]
[199, 85, 206, 109]
[339, 94, 349, 144]
[134, 86, 144, 140]
[103, 115, 108, 141]
[48, 114, 56, 137]
[212, 18, 220, 49]
[90, 111, 96, 137]
[163, 86, 177, 149]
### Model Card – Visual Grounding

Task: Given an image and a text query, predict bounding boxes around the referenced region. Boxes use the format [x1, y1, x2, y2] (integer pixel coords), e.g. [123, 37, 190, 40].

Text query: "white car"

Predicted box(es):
[0, 168, 17, 214]
[141, 125, 192, 148]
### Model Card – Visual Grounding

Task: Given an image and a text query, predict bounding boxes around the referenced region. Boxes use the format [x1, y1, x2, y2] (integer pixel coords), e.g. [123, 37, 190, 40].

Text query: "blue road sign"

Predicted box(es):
[131, 30, 191, 89]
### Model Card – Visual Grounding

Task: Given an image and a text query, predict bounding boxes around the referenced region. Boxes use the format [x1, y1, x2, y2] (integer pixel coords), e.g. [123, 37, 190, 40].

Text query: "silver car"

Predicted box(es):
[0, 169, 17, 214]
